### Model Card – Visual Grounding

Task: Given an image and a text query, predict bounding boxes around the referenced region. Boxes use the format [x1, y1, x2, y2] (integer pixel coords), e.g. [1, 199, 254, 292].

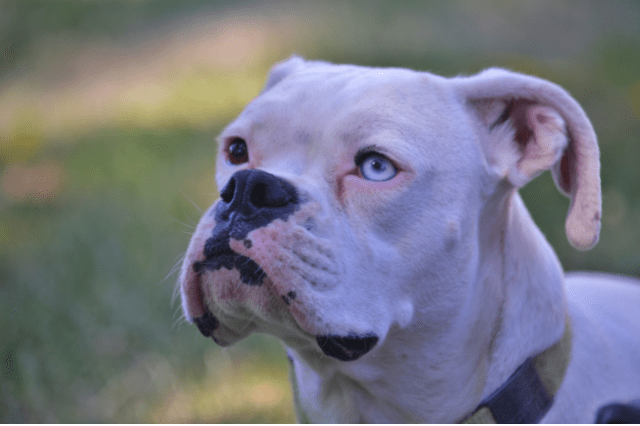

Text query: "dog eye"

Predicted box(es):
[357, 152, 397, 182]
[227, 138, 249, 165]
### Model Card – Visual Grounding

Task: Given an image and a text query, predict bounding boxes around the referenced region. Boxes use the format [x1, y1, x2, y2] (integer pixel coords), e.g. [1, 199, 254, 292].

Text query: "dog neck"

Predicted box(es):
[480, 190, 568, 399]
[287, 189, 568, 423]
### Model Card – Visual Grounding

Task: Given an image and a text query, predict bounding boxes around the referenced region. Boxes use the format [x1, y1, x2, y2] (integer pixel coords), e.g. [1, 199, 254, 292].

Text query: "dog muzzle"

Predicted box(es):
[184, 169, 379, 362]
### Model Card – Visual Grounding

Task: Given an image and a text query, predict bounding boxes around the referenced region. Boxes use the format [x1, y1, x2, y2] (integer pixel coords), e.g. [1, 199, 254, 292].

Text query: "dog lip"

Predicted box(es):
[193, 232, 235, 273]
[316, 332, 379, 361]
[193, 310, 219, 337]
[193, 250, 267, 286]
[193, 253, 230, 273]
[202, 232, 233, 258]
[194, 232, 267, 286]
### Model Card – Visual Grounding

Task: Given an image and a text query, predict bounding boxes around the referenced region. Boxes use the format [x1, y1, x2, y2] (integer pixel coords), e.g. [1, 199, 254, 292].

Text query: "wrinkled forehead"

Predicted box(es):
[219, 62, 459, 167]
[258, 63, 422, 107]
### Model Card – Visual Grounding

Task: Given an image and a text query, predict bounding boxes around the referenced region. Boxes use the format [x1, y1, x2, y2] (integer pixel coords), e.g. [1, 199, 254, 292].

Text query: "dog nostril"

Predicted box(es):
[220, 178, 236, 204]
[316, 332, 379, 361]
[249, 182, 268, 207]
[214, 169, 299, 233]
[249, 180, 292, 208]
[220, 170, 296, 209]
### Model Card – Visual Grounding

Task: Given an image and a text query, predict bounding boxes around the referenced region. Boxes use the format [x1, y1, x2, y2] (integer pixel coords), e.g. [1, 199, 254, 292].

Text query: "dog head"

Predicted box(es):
[179, 57, 600, 364]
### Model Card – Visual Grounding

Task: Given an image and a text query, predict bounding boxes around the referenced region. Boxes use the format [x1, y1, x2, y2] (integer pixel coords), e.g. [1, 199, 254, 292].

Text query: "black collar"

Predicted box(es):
[462, 319, 572, 423]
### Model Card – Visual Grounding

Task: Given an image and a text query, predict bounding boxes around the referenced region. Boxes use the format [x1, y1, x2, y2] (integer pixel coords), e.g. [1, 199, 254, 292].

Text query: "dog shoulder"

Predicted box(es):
[565, 271, 640, 348]
[565, 272, 640, 322]
[553, 272, 640, 420]
[547, 275, 640, 422]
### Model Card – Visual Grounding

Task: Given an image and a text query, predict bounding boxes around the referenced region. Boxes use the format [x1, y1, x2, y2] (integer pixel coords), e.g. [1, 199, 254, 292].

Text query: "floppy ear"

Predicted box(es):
[453, 68, 601, 251]
[261, 55, 305, 93]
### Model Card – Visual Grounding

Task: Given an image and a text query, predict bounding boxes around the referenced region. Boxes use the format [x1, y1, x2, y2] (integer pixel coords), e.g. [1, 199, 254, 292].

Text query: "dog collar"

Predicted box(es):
[462, 318, 573, 423]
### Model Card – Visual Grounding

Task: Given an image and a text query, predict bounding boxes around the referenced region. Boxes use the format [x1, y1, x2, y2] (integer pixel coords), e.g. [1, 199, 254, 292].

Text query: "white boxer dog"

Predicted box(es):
[179, 56, 640, 423]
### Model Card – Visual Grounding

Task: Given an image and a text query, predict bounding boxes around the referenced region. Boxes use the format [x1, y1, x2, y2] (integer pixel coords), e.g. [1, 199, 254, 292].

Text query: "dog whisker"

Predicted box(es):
[179, 189, 204, 215]
[171, 216, 197, 231]
[239, 314, 258, 333]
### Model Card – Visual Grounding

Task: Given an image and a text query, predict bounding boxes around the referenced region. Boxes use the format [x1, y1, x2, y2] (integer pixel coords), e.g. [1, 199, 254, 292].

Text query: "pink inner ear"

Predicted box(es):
[535, 113, 548, 124]
[558, 146, 573, 194]
[509, 99, 536, 148]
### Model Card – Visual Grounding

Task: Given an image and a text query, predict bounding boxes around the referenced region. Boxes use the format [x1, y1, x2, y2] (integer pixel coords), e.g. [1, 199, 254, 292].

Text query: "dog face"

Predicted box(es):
[180, 57, 600, 365]
[180, 58, 490, 361]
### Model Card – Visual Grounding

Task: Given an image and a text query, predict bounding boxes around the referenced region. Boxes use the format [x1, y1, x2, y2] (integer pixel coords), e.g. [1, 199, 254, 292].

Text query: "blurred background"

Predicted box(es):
[1, 0, 639, 422]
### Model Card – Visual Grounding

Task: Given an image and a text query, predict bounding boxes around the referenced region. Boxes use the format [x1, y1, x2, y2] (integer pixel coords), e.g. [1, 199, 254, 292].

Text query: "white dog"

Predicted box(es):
[179, 57, 640, 423]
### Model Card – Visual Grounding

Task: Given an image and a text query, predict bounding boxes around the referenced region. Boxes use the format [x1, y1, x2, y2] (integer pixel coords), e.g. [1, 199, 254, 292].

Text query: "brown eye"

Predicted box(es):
[227, 138, 248, 165]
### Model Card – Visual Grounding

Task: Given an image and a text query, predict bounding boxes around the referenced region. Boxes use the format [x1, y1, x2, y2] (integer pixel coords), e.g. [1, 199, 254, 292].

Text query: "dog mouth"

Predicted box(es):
[189, 244, 380, 361]
[192, 304, 379, 361]
[192, 310, 219, 338]
[192, 235, 266, 286]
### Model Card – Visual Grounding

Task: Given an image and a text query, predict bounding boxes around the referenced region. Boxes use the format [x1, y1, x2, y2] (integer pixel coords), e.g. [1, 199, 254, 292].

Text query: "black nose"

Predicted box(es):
[195, 170, 299, 285]
[316, 333, 379, 361]
[216, 169, 299, 240]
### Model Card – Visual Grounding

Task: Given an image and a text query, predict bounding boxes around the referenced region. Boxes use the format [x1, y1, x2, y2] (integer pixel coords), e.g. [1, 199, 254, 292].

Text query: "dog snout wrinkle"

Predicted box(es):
[316, 332, 379, 361]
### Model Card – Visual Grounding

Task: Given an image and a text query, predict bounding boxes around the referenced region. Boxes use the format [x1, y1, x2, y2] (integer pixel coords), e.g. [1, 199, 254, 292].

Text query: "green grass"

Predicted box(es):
[0, 126, 295, 422]
[1, 11, 295, 414]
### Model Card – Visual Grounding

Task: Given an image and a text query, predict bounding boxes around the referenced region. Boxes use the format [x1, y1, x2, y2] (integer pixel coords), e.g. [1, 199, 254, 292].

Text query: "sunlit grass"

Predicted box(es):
[0, 59, 267, 146]
[152, 344, 295, 423]
[0, 9, 301, 144]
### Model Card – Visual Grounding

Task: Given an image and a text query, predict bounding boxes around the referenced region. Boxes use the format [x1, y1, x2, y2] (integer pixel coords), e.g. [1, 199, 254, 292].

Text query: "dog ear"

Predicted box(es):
[454, 68, 601, 251]
[261, 55, 305, 93]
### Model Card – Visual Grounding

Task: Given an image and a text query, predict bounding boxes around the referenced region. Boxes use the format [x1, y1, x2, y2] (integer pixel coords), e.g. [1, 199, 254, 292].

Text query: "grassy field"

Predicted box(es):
[1, 1, 639, 422]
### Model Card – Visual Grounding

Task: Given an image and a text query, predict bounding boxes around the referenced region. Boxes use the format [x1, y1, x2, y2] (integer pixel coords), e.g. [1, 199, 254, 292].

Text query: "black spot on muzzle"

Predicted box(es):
[194, 169, 300, 286]
[316, 332, 379, 361]
[193, 310, 219, 337]
[193, 239, 265, 285]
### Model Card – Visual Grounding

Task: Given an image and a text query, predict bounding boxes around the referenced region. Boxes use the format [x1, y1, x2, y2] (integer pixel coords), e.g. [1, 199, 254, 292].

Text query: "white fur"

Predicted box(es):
[179, 57, 640, 423]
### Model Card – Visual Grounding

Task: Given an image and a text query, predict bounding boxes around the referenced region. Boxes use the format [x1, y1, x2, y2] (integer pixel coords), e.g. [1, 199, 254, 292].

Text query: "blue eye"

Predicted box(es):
[357, 152, 397, 182]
